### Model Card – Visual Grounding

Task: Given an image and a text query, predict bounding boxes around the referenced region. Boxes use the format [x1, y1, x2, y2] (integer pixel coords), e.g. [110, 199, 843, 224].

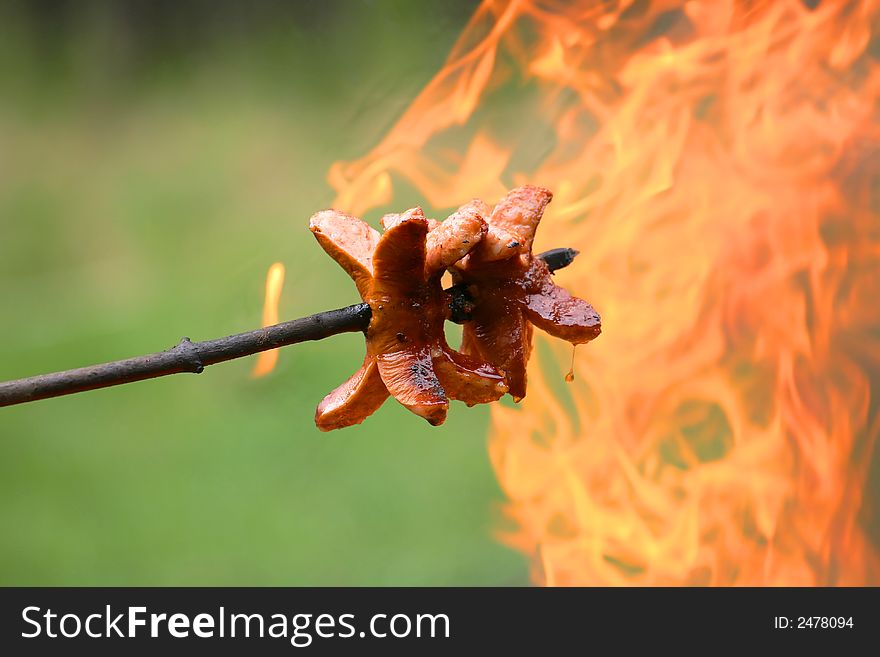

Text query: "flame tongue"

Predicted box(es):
[253, 262, 286, 378]
[329, 0, 880, 584]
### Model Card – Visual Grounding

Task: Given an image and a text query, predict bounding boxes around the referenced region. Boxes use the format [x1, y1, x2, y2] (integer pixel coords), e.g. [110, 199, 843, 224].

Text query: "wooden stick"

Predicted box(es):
[0, 248, 579, 407]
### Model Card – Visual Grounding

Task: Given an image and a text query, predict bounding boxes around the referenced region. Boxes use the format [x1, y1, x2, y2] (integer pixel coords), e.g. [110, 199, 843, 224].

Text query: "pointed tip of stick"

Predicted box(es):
[539, 247, 580, 272]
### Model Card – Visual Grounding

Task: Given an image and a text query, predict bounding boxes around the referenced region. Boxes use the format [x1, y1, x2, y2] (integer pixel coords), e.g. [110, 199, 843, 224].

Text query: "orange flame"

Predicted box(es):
[253, 262, 286, 378]
[330, 0, 880, 585]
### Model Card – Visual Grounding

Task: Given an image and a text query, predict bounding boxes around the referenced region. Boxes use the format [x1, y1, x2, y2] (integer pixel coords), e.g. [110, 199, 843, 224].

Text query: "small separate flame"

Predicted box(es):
[330, 0, 880, 585]
[253, 262, 286, 378]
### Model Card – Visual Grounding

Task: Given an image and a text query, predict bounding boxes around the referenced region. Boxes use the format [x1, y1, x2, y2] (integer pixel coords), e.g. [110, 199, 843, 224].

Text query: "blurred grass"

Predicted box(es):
[0, 0, 528, 585]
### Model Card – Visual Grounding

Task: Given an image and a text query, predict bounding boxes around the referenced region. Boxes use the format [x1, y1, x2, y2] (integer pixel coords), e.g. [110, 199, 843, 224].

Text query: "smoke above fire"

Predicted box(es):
[328, 0, 880, 585]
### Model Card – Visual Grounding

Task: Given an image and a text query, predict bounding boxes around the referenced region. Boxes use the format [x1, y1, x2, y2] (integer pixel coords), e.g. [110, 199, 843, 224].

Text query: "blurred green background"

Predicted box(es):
[0, 0, 529, 585]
